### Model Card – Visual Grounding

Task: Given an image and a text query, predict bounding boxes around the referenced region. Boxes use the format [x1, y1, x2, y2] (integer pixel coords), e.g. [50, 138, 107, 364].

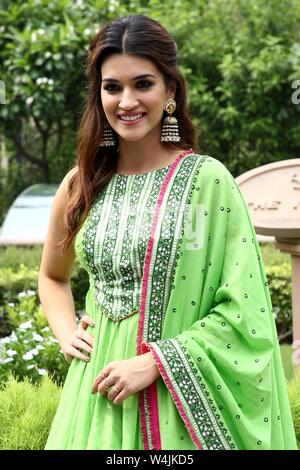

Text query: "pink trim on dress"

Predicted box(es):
[136, 148, 194, 450]
[144, 342, 203, 450]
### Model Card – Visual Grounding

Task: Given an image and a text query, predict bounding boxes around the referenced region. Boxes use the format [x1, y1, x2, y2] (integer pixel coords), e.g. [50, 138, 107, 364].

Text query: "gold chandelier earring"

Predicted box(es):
[99, 121, 116, 147]
[160, 98, 181, 142]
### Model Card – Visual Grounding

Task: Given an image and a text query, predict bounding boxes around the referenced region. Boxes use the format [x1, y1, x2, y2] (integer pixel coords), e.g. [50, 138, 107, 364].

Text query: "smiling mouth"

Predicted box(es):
[118, 113, 146, 123]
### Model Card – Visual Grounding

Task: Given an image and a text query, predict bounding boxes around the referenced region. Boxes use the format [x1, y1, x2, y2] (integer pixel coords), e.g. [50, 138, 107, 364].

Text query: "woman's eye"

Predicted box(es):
[103, 84, 118, 92]
[103, 81, 153, 92]
[137, 80, 152, 88]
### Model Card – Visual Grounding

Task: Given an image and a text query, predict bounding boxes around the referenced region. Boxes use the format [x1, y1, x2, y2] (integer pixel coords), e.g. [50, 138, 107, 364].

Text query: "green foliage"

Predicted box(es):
[0, 265, 39, 308]
[70, 262, 90, 312]
[260, 243, 292, 342]
[266, 263, 292, 341]
[0, 247, 88, 385]
[0, 320, 69, 385]
[0, 374, 61, 450]
[0, 0, 106, 220]
[0, 246, 43, 270]
[0, 262, 42, 336]
[260, 243, 291, 267]
[0, 289, 70, 385]
[171, 0, 300, 175]
[0, 0, 299, 208]
[5, 289, 47, 331]
[287, 376, 300, 449]
[0, 246, 89, 325]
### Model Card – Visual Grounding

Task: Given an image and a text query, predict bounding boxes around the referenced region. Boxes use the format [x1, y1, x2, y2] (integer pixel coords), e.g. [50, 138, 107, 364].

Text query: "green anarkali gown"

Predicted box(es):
[45, 150, 297, 450]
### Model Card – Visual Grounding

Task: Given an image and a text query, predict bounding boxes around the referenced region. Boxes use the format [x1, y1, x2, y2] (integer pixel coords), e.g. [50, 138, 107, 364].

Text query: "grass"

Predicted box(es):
[0, 374, 61, 450]
[287, 376, 300, 448]
[280, 344, 295, 381]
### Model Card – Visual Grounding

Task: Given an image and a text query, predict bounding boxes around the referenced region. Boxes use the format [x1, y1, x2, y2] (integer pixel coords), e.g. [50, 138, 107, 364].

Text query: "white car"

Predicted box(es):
[0, 184, 59, 245]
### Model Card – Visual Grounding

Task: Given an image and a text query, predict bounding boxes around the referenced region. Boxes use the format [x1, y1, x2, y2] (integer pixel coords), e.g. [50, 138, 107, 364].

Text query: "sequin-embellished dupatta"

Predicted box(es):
[137, 153, 297, 450]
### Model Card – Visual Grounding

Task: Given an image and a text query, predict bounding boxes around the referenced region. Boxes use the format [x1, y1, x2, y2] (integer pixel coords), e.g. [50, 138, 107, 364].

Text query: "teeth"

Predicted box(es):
[120, 113, 144, 121]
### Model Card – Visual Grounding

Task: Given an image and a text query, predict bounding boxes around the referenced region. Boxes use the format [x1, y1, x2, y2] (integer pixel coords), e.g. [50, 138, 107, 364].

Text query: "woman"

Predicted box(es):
[39, 14, 297, 450]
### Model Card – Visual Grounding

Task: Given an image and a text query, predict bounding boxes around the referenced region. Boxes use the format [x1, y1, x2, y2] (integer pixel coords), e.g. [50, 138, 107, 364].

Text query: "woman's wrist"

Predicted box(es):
[144, 351, 160, 380]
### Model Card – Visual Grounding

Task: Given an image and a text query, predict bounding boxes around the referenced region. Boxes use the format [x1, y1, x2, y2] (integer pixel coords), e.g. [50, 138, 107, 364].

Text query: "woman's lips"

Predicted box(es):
[118, 113, 146, 126]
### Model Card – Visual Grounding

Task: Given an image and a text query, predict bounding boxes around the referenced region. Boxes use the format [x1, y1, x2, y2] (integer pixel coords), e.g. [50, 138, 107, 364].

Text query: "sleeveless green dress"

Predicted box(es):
[45, 157, 197, 450]
[45, 151, 297, 450]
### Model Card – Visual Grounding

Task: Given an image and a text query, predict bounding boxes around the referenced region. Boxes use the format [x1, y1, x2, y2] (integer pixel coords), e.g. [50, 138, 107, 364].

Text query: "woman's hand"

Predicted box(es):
[91, 352, 160, 405]
[62, 314, 95, 363]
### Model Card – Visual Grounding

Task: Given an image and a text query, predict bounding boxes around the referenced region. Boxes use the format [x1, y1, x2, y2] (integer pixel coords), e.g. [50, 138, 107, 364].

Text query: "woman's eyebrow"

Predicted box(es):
[102, 73, 156, 83]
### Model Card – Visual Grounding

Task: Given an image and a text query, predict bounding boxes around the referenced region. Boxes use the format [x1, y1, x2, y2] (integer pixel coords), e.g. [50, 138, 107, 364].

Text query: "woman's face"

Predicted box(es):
[100, 53, 174, 143]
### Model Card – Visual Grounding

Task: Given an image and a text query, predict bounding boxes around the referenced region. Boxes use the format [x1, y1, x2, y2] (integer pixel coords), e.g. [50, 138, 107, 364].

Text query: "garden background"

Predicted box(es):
[0, 0, 299, 449]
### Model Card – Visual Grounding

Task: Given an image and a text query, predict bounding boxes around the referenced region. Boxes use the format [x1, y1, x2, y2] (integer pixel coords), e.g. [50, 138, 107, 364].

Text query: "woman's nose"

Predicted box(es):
[118, 89, 139, 109]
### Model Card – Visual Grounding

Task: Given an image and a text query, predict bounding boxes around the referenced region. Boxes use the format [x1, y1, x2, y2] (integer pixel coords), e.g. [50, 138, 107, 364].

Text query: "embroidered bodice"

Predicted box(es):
[75, 163, 174, 322]
[75, 151, 200, 326]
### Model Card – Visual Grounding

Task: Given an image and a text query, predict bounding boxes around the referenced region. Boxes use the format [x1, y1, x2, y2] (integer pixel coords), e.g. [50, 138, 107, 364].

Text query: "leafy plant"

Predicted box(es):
[0, 374, 61, 450]
[0, 319, 69, 385]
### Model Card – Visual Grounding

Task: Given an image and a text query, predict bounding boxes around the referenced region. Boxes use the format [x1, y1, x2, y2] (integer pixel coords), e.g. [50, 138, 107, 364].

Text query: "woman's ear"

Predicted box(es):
[169, 87, 176, 100]
[166, 80, 177, 100]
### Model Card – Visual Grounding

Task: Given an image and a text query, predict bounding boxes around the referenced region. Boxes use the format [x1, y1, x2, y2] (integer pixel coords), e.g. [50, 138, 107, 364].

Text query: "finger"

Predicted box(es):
[69, 346, 91, 362]
[80, 315, 95, 329]
[72, 337, 93, 354]
[91, 363, 114, 394]
[91, 371, 109, 394]
[113, 389, 128, 405]
[97, 377, 114, 396]
[107, 384, 121, 401]
[76, 329, 94, 347]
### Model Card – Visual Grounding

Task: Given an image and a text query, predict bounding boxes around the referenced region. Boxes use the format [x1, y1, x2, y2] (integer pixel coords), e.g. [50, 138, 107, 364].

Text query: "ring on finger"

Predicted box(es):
[104, 378, 112, 390]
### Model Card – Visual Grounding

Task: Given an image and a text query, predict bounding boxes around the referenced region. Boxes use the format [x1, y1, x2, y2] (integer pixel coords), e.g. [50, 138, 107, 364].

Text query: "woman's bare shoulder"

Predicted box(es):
[56, 165, 79, 199]
[64, 165, 79, 185]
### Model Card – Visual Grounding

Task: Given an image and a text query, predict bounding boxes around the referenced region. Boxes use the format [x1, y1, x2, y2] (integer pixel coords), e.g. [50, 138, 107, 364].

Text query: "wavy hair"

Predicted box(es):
[57, 14, 199, 252]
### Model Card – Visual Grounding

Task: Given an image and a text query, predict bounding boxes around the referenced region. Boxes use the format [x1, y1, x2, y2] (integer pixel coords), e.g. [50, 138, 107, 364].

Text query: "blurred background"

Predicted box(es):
[0, 0, 299, 449]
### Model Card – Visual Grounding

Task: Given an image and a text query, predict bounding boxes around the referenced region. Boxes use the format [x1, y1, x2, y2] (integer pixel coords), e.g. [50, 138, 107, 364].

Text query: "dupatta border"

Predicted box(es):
[142, 339, 236, 450]
[136, 148, 198, 450]
[137, 153, 237, 450]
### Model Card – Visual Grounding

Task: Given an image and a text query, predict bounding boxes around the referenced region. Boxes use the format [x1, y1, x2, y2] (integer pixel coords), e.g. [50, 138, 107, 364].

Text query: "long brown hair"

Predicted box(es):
[57, 14, 199, 252]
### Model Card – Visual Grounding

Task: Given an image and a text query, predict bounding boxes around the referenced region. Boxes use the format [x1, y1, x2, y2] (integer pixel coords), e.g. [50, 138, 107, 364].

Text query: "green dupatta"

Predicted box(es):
[137, 152, 297, 450]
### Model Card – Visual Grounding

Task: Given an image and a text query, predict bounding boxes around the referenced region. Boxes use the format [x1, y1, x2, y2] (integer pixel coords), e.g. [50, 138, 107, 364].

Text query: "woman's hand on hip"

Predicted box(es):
[91, 352, 160, 405]
[62, 314, 95, 363]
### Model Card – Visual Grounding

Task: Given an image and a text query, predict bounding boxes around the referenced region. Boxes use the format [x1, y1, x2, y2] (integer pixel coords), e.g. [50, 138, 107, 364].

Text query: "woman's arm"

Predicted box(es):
[38, 167, 93, 362]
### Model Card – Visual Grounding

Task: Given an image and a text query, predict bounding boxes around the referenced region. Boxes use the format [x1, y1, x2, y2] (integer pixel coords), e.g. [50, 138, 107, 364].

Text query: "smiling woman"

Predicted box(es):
[99, 52, 186, 174]
[39, 14, 297, 451]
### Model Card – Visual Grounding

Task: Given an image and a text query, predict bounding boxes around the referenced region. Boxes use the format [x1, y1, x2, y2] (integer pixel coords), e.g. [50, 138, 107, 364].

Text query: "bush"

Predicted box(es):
[0, 290, 69, 385]
[4, 289, 47, 331]
[0, 265, 89, 337]
[260, 243, 291, 267]
[0, 374, 61, 450]
[266, 263, 292, 343]
[287, 376, 300, 449]
[0, 322, 69, 386]
[0, 246, 43, 271]
[0, 265, 39, 307]
[0, 247, 88, 385]
[260, 243, 292, 343]
[0, 268, 41, 337]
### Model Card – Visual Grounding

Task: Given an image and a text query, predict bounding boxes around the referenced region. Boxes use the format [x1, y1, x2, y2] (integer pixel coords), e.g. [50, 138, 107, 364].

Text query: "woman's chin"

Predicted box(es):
[118, 132, 151, 143]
